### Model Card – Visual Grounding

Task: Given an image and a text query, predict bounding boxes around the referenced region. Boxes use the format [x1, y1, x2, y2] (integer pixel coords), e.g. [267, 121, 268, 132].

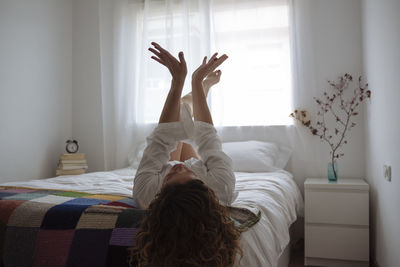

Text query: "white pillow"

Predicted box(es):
[275, 145, 292, 169]
[222, 140, 292, 172]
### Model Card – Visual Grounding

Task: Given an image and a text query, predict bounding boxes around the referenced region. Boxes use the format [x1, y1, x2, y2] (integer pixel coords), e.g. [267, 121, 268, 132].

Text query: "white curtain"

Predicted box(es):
[99, 0, 297, 169]
[211, 0, 293, 126]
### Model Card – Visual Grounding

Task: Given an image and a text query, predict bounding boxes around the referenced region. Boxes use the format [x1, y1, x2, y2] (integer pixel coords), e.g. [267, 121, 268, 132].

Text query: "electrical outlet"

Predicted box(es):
[383, 165, 392, 182]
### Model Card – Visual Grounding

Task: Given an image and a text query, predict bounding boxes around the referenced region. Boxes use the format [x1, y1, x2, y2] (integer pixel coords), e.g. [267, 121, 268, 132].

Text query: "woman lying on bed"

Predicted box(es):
[129, 42, 241, 267]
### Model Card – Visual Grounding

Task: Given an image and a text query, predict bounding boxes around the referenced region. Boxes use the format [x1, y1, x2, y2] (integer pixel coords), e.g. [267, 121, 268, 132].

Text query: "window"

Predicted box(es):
[211, 0, 292, 126]
[138, 0, 292, 126]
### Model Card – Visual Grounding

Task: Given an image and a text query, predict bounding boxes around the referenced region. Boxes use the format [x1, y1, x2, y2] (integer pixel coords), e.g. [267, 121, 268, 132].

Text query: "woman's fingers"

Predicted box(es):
[150, 43, 227, 82]
[148, 47, 161, 58]
[149, 43, 187, 81]
[200, 54, 228, 76]
[193, 53, 228, 82]
[151, 42, 165, 52]
[204, 53, 227, 70]
[150, 43, 183, 67]
[151, 56, 166, 66]
[208, 52, 218, 64]
[151, 42, 173, 58]
[149, 44, 169, 63]
[178, 51, 186, 64]
[178, 52, 187, 75]
[209, 54, 228, 71]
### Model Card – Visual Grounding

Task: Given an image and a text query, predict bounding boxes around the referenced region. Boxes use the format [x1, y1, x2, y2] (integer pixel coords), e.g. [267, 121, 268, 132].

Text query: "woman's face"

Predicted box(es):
[163, 164, 199, 186]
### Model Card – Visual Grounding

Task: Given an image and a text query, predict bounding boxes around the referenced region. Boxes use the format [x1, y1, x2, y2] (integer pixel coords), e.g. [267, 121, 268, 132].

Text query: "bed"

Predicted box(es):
[0, 165, 303, 267]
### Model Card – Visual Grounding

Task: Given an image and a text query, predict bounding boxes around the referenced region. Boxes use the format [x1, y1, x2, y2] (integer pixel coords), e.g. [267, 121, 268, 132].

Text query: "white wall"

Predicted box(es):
[290, 0, 364, 192]
[362, 1, 400, 266]
[0, 0, 72, 182]
[72, 0, 105, 172]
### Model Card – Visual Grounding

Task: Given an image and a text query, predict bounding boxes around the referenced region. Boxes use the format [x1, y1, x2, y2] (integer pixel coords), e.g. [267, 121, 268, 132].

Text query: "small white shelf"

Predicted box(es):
[304, 177, 370, 267]
[304, 177, 369, 190]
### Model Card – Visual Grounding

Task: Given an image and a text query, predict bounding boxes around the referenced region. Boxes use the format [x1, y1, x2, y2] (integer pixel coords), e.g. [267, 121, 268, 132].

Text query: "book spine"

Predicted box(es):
[58, 165, 88, 170]
[58, 163, 88, 167]
[59, 160, 87, 164]
[60, 153, 85, 160]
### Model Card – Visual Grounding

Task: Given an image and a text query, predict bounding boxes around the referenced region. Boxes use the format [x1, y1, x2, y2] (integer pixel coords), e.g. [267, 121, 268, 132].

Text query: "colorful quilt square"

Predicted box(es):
[8, 202, 54, 228]
[0, 187, 148, 267]
[3, 192, 49, 201]
[76, 210, 118, 229]
[84, 205, 124, 214]
[0, 188, 35, 194]
[106, 245, 131, 267]
[34, 190, 62, 195]
[110, 228, 137, 246]
[115, 197, 138, 208]
[85, 194, 125, 201]
[63, 198, 110, 206]
[0, 192, 17, 199]
[67, 229, 112, 267]
[105, 201, 134, 209]
[0, 200, 24, 224]
[41, 204, 89, 229]
[115, 209, 147, 228]
[3, 226, 38, 267]
[33, 229, 75, 267]
[31, 195, 74, 205]
[54, 191, 91, 198]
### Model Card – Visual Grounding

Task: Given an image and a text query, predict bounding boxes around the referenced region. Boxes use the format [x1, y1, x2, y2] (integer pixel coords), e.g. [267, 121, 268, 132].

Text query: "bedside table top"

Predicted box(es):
[305, 178, 369, 190]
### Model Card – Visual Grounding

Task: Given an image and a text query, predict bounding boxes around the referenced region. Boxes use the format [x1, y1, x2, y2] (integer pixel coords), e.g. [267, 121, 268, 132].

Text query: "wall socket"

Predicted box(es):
[383, 165, 392, 182]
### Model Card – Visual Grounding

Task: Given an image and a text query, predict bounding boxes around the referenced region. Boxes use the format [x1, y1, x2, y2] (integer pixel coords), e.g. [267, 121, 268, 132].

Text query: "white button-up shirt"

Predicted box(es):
[133, 107, 236, 209]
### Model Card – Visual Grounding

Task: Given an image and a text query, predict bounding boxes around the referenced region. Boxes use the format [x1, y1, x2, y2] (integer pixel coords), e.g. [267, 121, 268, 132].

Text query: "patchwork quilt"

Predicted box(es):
[0, 186, 144, 267]
[0, 186, 260, 267]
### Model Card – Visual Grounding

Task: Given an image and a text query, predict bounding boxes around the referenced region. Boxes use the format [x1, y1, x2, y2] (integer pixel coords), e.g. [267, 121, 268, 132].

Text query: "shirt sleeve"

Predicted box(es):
[133, 122, 188, 208]
[193, 121, 236, 205]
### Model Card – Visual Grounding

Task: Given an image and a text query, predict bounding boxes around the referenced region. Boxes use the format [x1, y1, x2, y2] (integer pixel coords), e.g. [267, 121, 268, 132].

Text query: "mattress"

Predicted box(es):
[1, 168, 303, 267]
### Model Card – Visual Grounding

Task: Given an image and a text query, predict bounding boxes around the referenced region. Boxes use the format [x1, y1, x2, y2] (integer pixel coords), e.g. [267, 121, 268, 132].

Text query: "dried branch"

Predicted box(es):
[290, 73, 371, 179]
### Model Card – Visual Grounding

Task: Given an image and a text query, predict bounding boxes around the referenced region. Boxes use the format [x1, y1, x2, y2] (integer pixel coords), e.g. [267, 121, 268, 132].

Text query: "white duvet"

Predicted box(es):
[1, 168, 303, 267]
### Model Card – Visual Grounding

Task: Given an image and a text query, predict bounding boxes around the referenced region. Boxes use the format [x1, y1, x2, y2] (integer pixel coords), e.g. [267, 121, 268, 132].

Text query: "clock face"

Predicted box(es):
[66, 142, 78, 153]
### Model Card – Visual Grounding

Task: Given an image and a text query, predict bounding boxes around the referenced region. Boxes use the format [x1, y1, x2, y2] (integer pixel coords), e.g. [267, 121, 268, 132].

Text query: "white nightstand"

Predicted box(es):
[304, 178, 369, 267]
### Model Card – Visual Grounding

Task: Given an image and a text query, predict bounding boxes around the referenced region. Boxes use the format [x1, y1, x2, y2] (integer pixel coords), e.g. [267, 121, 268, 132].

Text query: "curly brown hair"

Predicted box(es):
[128, 179, 241, 267]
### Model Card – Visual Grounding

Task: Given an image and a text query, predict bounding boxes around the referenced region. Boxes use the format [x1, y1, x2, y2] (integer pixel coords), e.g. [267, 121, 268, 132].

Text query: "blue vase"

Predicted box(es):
[328, 161, 338, 182]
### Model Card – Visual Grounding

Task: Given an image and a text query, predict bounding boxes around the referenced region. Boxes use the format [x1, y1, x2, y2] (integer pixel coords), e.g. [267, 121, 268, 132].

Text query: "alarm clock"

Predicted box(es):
[66, 140, 79, 153]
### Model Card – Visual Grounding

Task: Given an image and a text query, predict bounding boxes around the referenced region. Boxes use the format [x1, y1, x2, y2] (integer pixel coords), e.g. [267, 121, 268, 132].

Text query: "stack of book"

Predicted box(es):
[56, 153, 88, 176]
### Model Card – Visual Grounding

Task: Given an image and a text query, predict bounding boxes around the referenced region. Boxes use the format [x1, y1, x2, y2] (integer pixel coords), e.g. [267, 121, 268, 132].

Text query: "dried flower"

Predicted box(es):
[290, 74, 371, 179]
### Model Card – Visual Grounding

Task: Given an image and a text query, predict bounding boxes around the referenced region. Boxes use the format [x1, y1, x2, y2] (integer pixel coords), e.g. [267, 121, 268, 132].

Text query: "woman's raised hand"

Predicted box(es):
[192, 53, 228, 84]
[149, 42, 187, 84]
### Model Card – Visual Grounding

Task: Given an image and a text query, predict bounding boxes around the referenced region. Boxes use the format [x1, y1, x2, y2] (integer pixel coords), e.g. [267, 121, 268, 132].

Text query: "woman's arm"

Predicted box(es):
[194, 122, 236, 205]
[190, 54, 235, 204]
[148, 42, 187, 123]
[134, 43, 188, 208]
[191, 53, 228, 124]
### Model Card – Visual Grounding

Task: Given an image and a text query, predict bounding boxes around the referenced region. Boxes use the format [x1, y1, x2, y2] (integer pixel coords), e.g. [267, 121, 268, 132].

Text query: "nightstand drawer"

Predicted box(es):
[305, 224, 369, 261]
[305, 190, 368, 225]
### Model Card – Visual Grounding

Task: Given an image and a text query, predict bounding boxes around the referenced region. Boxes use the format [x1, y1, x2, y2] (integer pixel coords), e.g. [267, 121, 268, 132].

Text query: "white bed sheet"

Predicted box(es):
[1, 169, 303, 267]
